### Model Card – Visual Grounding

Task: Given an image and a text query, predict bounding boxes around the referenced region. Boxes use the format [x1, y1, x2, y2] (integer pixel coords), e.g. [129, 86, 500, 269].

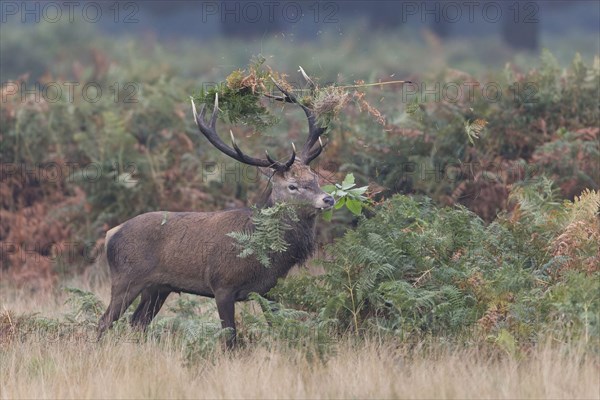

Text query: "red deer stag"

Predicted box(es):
[97, 79, 334, 348]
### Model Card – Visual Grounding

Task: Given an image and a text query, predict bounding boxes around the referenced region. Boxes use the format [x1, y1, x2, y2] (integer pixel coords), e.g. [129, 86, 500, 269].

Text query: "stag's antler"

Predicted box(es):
[269, 69, 328, 165]
[191, 93, 295, 171]
[192, 67, 328, 170]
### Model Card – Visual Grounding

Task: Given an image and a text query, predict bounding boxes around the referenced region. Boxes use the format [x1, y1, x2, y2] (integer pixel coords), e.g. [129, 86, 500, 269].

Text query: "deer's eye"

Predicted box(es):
[288, 184, 298, 191]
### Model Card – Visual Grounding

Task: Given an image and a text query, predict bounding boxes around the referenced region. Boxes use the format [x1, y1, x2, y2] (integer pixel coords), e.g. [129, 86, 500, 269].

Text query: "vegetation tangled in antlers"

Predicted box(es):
[193, 57, 398, 131]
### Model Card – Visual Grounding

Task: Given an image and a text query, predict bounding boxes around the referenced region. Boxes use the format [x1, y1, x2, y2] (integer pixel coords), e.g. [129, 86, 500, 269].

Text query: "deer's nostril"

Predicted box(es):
[323, 196, 335, 206]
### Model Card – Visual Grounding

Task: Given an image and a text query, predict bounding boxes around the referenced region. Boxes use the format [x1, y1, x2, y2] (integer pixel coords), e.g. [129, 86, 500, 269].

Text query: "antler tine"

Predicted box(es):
[265, 150, 278, 166]
[285, 143, 297, 168]
[270, 77, 309, 111]
[264, 92, 292, 103]
[298, 66, 316, 89]
[229, 130, 246, 159]
[190, 96, 206, 125]
[265, 144, 296, 169]
[191, 96, 199, 122]
[209, 92, 219, 128]
[304, 137, 328, 165]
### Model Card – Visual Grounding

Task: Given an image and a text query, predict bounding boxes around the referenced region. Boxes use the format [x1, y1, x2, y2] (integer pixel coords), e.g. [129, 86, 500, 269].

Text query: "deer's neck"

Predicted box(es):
[274, 208, 318, 269]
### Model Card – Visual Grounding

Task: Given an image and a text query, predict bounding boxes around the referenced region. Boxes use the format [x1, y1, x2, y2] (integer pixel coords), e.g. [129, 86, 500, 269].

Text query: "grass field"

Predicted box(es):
[1, 279, 598, 400]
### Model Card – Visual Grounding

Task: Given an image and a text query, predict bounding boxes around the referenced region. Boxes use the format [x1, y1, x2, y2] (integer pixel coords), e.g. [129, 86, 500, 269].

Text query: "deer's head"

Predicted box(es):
[191, 78, 334, 212]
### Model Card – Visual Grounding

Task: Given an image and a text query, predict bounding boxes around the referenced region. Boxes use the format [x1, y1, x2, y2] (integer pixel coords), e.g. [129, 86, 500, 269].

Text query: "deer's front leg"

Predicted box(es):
[215, 289, 236, 349]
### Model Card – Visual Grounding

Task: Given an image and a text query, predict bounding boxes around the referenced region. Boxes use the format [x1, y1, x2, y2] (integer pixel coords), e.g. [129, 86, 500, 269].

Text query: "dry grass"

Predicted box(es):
[2, 336, 598, 399]
[1, 280, 599, 400]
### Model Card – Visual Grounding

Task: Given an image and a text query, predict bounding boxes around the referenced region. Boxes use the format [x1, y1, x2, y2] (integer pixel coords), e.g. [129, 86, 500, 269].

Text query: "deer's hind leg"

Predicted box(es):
[130, 288, 170, 330]
[97, 280, 145, 338]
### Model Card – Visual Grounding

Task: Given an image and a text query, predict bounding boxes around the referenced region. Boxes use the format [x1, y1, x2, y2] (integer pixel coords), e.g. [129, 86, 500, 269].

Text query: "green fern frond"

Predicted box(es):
[227, 202, 298, 267]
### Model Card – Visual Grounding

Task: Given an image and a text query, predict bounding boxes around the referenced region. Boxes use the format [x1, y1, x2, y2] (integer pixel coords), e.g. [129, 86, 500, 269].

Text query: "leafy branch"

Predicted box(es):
[321, 173, 370, 221]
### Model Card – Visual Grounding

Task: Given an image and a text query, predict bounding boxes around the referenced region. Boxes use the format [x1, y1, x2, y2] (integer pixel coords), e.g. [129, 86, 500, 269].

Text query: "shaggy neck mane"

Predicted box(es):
[254, 182, 319, 268]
